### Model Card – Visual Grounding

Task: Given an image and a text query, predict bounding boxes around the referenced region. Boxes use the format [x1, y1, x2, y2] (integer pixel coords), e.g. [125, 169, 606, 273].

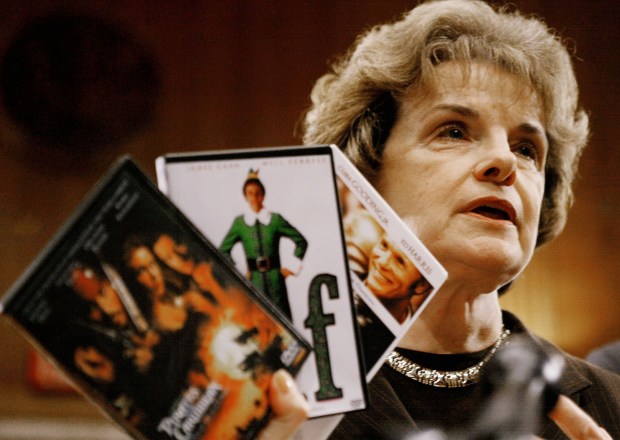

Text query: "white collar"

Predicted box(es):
[244, 207, 272, 225]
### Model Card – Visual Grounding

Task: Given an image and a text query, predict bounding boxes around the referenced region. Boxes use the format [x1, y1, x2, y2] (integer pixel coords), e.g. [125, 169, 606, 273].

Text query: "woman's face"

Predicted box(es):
[373, 61, 547, 291]
[129, 246, 165, 296]
[97, 283, 128, 327]
[74, 346, 115, 383]
[365, 234, 422, 301]
[153, 234, 195, 275]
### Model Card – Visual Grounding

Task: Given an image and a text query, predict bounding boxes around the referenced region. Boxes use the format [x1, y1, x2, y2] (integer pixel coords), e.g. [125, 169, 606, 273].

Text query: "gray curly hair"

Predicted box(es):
[302, 0, 589, 247]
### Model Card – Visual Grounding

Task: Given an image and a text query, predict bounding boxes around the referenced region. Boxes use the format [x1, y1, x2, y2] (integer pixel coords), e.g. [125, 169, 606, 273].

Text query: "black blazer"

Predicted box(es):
[330, 312, 620, 440]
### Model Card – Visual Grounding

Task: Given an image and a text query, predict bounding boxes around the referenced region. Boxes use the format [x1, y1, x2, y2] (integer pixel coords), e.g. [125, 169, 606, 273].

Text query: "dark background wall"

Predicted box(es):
[0, 0, 618, 429]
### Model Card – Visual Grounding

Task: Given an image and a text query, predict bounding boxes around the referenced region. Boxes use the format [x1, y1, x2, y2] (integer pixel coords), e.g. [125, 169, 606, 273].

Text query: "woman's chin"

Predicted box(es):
[442, 246, 525, 292]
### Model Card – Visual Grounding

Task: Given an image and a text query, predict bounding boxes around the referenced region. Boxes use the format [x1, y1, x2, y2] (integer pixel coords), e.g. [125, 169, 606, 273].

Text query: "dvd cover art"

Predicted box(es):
[156, 146, 367, 418]
[1, 157, 310, 440]
[218, 168, 308, 322]
[332, 146, 447, 380]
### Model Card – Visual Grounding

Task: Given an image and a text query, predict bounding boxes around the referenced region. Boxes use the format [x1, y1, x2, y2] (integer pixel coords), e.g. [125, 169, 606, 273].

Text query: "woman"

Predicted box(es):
[263, 0, 620, 438]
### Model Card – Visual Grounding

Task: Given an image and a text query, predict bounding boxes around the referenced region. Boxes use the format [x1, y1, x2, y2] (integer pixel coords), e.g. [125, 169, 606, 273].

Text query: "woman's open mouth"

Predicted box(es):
[464, 198, 517, 225]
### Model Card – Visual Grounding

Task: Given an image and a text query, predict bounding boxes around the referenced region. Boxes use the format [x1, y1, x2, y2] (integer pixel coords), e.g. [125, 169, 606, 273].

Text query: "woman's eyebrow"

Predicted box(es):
[424, 104, 480, 119]
[516, 122, 549, 150]
[517, 122, 545, 137]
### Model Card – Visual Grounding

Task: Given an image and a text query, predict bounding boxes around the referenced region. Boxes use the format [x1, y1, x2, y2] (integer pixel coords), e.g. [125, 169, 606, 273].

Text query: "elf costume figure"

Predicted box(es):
[219, 169, 308, 319]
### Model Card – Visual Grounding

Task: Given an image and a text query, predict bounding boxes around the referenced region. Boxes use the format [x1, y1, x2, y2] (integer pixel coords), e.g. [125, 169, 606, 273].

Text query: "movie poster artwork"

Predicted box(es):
[1, 157, 310, 440]
[332, 147, 448, 380]
[156, 146, 367, 418]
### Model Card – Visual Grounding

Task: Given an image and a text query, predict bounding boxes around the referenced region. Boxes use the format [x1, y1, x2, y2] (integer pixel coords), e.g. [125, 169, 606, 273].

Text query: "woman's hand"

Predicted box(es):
[549, 395, 612, 439]
[258, 369, 309, 440]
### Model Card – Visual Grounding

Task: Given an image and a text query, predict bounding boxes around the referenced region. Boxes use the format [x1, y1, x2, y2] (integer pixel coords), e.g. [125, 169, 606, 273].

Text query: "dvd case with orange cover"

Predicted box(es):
[1, 156, 311, 440]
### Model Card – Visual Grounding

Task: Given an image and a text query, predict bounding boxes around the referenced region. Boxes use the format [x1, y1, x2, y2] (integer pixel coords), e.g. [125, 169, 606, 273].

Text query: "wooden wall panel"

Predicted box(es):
[0, 1, 618, 419]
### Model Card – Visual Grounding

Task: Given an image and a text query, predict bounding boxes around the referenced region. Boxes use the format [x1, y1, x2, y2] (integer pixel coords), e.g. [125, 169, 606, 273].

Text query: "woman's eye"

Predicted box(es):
[513, 142, 538, 161]
[438, 126, 466, 140]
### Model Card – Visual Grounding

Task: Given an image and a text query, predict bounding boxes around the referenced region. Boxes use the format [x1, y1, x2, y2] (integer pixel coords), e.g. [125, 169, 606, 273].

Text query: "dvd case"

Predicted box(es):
[290, 145, 447, 440]
[1, 156, 311, 440]
[331, 146, 447, 380]
[156, 145, 367, 418]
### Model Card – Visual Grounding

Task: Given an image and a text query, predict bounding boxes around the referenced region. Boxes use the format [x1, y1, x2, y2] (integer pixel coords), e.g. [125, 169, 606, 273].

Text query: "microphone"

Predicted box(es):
[406, 335, 564, 440]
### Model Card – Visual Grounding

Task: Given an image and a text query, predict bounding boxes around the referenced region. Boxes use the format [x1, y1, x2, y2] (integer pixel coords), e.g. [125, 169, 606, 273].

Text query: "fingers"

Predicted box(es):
[258, 369, 310, 440]
[549, 395, 612, 440]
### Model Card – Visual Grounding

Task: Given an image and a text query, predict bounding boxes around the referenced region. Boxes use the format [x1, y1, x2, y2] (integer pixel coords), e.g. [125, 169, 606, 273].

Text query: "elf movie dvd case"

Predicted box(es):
[156, 145, 367, 418]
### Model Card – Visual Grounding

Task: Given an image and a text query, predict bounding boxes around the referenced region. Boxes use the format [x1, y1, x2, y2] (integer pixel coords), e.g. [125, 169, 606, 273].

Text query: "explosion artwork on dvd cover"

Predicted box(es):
[1, 157, 310, 440]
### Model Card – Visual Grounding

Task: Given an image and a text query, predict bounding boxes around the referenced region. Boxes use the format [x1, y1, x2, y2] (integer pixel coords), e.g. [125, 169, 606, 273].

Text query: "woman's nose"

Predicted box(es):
[473, 137, 517, 186]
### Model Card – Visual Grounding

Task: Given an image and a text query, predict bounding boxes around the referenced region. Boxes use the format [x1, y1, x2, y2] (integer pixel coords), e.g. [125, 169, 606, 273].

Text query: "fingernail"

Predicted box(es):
[275, 369, 294, 394]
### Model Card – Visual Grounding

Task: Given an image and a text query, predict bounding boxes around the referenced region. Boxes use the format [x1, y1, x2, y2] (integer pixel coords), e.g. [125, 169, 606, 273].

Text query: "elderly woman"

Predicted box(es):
[261, 0, 620, 439]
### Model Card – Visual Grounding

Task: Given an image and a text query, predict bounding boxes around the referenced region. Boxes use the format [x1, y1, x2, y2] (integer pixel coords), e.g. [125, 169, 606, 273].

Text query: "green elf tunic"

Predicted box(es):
[219, 208, 308, 319]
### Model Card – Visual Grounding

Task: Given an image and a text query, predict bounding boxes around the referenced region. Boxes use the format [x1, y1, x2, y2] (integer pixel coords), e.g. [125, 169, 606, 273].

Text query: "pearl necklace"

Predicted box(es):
[385, 327, 511, 388]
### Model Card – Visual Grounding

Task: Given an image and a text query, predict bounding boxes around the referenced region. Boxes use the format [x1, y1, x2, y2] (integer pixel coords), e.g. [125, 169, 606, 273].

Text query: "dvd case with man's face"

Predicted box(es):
[1, 156, 311, 440]
[331, 146, 447, 380]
